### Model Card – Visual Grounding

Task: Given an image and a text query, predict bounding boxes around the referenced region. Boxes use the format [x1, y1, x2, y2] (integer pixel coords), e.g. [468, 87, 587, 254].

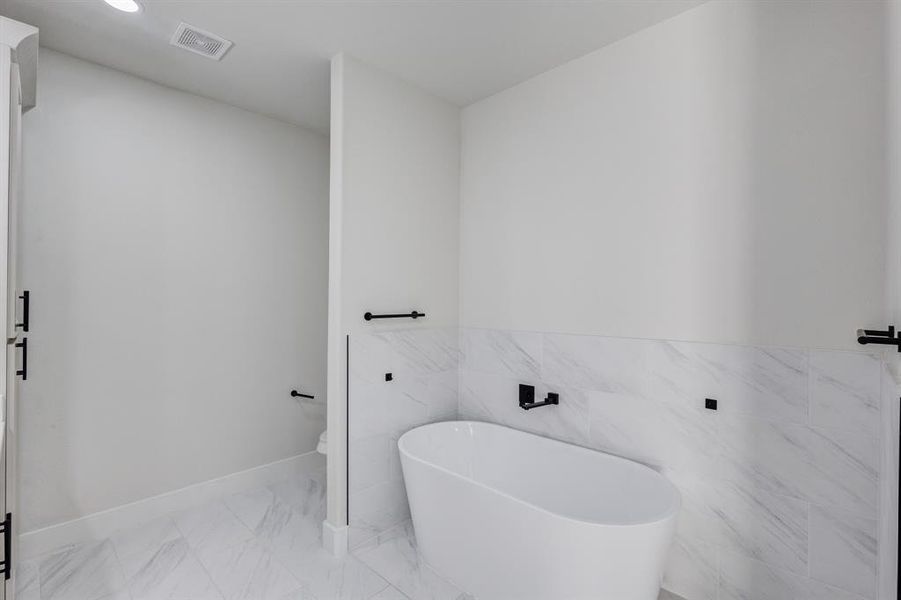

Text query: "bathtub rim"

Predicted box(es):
[398, 420, 681, 529]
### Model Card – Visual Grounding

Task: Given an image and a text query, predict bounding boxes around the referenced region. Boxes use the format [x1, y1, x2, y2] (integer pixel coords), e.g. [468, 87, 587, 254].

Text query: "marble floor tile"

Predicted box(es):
[173, 500, 255, 552]
[269, 475, 327, 522]
[228, 487, 321, 560]
[308, 465, 327, 489]
[224, 487, 283, 534]
[354, 522, 469, 600]
[38, 540, 128, 600]
[282, 549, 389, 600]
[16, 559, 40, 600]
[111, 514, 216, 600]
[94, 593, 133, 600]
[369, 585, 409, 599]
[196, 538, 303, 600]
[125, 537, 221, 600]
[23, 467, 347, 600]
[351, 519, 681, 600]
[278, 587, 318, 600]
[111, 516, 182, 576]
[225, 488, 324, 552]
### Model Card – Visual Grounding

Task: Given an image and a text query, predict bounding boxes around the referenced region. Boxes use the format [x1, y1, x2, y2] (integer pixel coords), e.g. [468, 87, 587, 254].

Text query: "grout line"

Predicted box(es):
[461, 325, 882, 355]
[224, 472, 332, 599]
[186, 542, 227, 600]
[806, 501, 811, 579]
[806, 351, 813, 426]
[174, 495, 265, 600]
[101, 538, 133, 600]
[361, 571, 393, 600]
[174, 502, 234, 600]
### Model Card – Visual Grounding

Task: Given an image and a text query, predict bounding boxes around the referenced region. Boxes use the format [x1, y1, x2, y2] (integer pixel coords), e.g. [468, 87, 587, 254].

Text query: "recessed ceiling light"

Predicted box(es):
[103, 0, 141, 13]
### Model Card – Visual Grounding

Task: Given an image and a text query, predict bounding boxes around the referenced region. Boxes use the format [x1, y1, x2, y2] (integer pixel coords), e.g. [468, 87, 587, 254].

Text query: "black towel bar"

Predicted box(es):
[364, 311, 425, 321]
[856, 326, 901, 352]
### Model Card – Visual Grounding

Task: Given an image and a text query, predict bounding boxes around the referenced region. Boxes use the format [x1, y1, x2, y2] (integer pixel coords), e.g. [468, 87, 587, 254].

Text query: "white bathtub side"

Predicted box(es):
[399, 421, 679, 525]
[399, 421, 679, 600]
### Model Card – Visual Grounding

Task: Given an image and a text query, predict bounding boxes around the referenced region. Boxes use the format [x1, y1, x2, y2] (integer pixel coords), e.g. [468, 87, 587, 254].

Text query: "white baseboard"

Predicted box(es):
[19, 451, 325, 559]
[322, 520, 348, 558]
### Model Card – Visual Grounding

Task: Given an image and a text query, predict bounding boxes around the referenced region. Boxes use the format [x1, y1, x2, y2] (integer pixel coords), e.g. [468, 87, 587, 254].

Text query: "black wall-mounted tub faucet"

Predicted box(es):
[519, 384, 560, 411]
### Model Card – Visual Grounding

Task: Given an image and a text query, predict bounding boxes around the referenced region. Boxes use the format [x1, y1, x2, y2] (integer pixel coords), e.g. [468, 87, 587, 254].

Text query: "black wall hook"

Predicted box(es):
[291, 390, 314, 399]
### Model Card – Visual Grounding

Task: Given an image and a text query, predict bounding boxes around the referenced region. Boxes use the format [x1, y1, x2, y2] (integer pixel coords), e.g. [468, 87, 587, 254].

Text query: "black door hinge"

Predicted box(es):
[0, 512, 12, 580]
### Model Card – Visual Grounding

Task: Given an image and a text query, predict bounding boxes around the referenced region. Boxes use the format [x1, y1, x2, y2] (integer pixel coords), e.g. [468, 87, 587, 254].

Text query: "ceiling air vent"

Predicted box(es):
[170, 23, 233, 61]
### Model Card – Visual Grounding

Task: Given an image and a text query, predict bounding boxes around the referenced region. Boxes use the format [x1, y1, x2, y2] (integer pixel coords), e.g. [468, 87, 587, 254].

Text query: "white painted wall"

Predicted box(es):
[336, 56, 460, 336]
[326, 54, 459, 539]
[460, 0, 886, 351]
[887, 0, 901, 352]
[19, 50, 329, 532]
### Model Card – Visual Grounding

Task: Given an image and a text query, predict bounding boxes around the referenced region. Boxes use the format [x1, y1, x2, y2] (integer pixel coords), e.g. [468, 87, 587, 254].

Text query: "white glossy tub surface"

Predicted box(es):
[398, 421, 680, 600]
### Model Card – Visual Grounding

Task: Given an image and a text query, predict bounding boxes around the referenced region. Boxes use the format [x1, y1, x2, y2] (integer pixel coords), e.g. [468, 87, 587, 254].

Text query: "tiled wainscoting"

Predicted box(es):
[345, 325, 893, 599]
[348, 329, 459, 549]
[459, 328, 889, 600]
[879, 361, 900, 598]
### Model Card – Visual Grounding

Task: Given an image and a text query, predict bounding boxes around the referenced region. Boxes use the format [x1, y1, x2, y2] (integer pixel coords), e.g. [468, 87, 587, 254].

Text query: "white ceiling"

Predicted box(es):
[0, 0, 705, 133]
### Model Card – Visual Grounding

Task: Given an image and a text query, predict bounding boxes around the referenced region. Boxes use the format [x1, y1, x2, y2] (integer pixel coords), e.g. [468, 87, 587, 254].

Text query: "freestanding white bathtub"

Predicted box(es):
[398, 421, 680, 600]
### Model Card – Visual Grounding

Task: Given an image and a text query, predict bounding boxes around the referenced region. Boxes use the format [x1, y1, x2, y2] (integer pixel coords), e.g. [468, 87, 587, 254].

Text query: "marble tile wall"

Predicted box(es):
[458, 327, 886, 600]
[347, 328, 459, 549]
[879, 361, 899, 600]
